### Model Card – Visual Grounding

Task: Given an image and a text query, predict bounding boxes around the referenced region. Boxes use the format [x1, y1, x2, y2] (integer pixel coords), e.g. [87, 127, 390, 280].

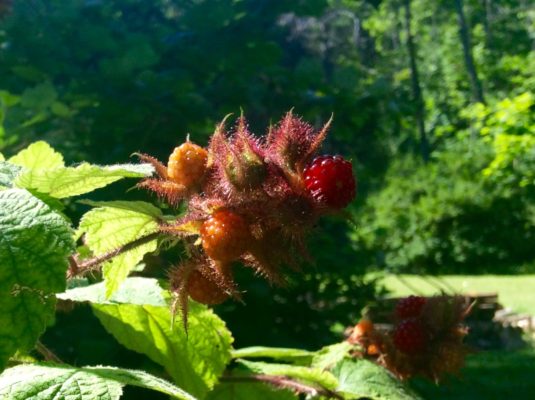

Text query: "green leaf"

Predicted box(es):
[92, 366, 198, 400]
[61, 278, 233, 399]
[50, 101, 73, 117]
[27, 190, 67, 216]
[0, 162, 21, 188]
[311, 342, 353, 371]
[0, 363, 122, 400]
[93, 304, 232, 399]
[58, 277, 167, 306]
[236, 360, 338, 391]
[14, 162, 153, 198]
[331, 358, 421, 400]
[10, 66, 47, 83]
[101, 240, 157, 297]
[206, 381, 297, 400]
[80, 199, 163, 218]
[8, 141, 64, 170]
[0, 189, 75, 371]
[78, 201, 162, 297]
[0, 90, 20, 107]
[20, 82, 57, 111]
[231, 347, 314, 364]
[0, 363, 198, 400]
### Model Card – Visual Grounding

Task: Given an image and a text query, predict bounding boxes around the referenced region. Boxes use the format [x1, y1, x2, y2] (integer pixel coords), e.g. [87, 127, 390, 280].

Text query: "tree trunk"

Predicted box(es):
[453, 0, 485, 103]
[484, 0, 493, 47]
[520, 0, 535, 51]
[403, 0, 429, 161]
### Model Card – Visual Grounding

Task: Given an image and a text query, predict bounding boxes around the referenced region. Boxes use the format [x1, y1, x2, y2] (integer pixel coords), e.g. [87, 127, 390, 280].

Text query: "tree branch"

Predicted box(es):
[221, 374, 344, 399]
[68, 232, 160, 277]
[35, 341, 63, 364]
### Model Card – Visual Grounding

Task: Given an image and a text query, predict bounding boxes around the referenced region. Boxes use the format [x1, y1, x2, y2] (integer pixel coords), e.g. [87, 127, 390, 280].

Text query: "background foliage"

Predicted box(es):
[0, 0, 534, 398]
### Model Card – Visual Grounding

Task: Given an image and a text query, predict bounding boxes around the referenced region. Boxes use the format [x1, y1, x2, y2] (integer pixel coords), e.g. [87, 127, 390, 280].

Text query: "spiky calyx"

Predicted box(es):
[138, 179, 186, 206]
[267, 112, 331, 175]
[167, 141, 208, 187]
[207, 116, 268, 197]
[430, 342, 467, 378]
[303, 155, 356, 209]
[420, 295, 471, 337]
[395, 296, 427, 320]
[201, 209, 250, 262]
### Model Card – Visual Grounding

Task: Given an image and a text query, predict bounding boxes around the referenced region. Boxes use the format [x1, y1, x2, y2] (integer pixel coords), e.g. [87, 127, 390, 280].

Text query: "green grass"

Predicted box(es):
[410, 347, 535, 399]
[378, 274, 535, 314]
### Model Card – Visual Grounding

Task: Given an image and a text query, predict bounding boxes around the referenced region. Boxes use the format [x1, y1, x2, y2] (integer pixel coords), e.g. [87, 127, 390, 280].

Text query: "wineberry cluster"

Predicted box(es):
[137, 112, 356, 321]
[348, 295, 471, 382]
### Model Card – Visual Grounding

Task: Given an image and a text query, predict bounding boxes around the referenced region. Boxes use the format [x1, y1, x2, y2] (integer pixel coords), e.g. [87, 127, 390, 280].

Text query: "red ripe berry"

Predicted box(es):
[303, 155, 356, 209]
[201, 210, 250, 262]
[395, 296, 427, 319]
[167, 141, 208, 187]
[393, 319, 428, 354]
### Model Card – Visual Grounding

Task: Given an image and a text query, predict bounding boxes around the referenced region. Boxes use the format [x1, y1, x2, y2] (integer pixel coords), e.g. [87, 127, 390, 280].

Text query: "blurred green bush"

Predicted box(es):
[353, 93, 535, 273]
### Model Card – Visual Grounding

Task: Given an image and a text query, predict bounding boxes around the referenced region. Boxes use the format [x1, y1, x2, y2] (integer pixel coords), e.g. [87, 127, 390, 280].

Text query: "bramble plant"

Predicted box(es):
[0, 113, 468, 399]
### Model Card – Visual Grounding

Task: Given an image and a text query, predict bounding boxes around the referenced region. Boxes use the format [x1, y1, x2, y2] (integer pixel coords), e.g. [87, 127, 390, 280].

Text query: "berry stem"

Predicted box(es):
[68, 232, 161, 277]
[35, 340, 63, 364]
[221, 374, 344, 399]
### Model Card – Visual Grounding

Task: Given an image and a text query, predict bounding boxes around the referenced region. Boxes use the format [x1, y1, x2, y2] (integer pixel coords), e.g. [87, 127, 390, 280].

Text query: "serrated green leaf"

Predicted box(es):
[0, 363, 198, 400]
[0, 364, 123, 400]
[7, 351, 38, 365]
[0, 162, 21, 188]
[206, 381, 297, 400]
[311, 342, 353, 370]
[236, 360, 338, 391]
[0, 189, 75, 371]
[91, 366, 198, 400]
[78, 201, 162, 297]
[79, 200, 163, 218]
[8, 141, 64, 169]
[61, 278, 233, 399]
[331, 358, 421, 400]
[93, 304, 232, 399]
[231, 347, 313, 363]
[58, 277, 167, 306]
[14, 163, 154, 198]
[102, 241, 157, 297]
[27, 190, 67, 215]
